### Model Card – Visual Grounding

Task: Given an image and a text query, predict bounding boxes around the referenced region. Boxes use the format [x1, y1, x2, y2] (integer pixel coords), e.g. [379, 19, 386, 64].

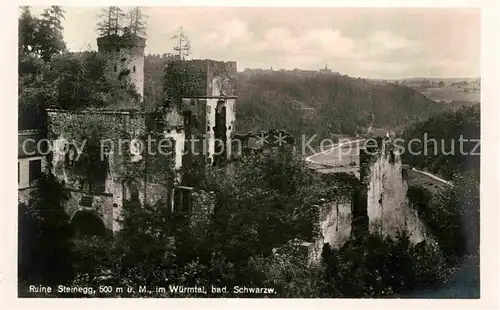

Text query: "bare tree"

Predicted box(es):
[171, 26, 191, 60]
[97, 6, 126, 36]
[127, 6, 148, 37]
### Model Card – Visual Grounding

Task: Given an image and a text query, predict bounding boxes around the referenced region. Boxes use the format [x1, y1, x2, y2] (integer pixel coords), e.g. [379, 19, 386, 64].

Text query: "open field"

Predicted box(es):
[421, 86, 480, 103]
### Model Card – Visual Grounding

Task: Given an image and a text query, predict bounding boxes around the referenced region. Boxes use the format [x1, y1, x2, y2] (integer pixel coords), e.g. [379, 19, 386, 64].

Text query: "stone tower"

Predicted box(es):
[97, 33, 146, 98]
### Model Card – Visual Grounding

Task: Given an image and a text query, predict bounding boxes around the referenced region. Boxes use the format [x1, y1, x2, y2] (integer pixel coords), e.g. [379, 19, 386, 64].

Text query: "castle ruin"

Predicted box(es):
[40, 33, 237, 236]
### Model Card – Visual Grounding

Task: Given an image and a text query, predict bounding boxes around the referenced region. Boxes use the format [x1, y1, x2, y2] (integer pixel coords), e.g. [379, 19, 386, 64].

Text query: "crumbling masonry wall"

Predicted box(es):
[46, 108, 182, 232]
[308, 194, 353, 265]
[44, 57, 238, 234]
[177, 59, 237, 97]
[97, 34, 146, 98]
[307, 139, 437, 265]
[46, 109, 147, 232]
[360, 138, 428, 244]
[180, 97, 236, 166]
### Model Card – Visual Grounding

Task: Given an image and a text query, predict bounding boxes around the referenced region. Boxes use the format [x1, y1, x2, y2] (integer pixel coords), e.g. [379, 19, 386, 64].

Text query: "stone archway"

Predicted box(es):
[70, 210, 106, 237]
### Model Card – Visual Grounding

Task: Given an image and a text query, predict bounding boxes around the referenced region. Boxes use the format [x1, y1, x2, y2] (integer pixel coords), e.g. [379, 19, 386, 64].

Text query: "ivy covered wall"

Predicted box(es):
[46, 108, 179, 232]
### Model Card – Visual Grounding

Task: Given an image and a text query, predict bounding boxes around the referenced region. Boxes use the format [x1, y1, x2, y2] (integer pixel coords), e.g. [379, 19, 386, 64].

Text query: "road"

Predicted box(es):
[305, 139, 451, 193]
[305, 139, 363, 177]
[406, 169, 449, 194]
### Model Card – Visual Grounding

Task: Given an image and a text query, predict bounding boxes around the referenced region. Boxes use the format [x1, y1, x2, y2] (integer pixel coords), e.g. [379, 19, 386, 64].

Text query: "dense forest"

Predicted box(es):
[400, 105, 480, 180]
[235, 71, 443, 137]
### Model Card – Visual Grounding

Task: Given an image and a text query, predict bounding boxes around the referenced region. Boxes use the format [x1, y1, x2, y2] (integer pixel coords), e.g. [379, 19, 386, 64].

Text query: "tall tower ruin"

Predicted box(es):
[97, 33, 146, 98]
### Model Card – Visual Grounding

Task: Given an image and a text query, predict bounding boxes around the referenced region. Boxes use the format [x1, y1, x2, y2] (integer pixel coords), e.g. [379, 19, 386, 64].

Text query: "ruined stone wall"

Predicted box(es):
[179, 98, 208, 164]
[181, 59, 237, 96]
[307, 139, 442, 265]
[64, 190, 115, 232]
[170, 59, 238, 167]
[18, 156, 48, 190]
[179, 97, 236, 165]
[222, 98, 236, 152]
[207, 98, 236, 162]
[97, 35, 146, 98]
[163, 106, 186, 171]
[320, 197, 353, 249]
[164, 131, 185, 171]
[190, 190, 216, 228]
[308, 194, 353, 265]
[47, 109, 148, 232]
[46, 109, 145, 188]
[361, 140, 428, 244]
[207, 60, 237, 96]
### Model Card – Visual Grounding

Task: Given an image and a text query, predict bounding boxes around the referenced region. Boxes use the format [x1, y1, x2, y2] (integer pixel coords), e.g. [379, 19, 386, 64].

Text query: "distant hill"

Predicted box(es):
[371, 77, 480, 104]
[234, 70, 444, 139]
[143, 58, 444, 140]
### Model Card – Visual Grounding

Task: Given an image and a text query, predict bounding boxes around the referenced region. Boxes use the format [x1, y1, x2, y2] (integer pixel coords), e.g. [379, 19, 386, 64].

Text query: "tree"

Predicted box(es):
[127, 6, 148, 37]
[96, 6, 126, 36]
[401, 105, 480, 179]
[19, 5, 66, 61]
[18, 6, 37, 56]
[18, 173, 73, 291]
[37, 6, 66, 61]
[96, 6, 113, 36]
[171, 26, 191, 60]
[18, 6, 68, 129]
[20, 52, 139, 111]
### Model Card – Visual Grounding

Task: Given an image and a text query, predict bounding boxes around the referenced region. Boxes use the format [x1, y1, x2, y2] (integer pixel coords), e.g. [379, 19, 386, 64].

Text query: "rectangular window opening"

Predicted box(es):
[28, 159, 42, 186]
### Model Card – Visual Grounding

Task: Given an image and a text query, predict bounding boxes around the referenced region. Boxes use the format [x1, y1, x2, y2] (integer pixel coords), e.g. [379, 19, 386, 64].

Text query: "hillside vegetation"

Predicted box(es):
[403, 105, 480, 278]
[144, 58, 444, 140]
[400, 105, 480, 180]
[374, 77, 481, 104]
[235, 71, 443, 138]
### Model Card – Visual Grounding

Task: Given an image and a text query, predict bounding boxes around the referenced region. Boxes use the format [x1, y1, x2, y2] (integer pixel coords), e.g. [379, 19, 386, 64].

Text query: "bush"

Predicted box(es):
[408, 170, 479, 263]
[320, 232, 450, 297]
[18, 173, 73, 290]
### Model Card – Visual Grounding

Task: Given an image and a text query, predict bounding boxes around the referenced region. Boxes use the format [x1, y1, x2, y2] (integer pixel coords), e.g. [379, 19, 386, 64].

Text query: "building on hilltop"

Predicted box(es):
[318, 63, 331, 74]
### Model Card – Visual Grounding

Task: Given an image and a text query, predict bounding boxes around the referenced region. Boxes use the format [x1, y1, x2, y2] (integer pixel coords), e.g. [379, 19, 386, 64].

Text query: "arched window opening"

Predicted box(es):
[71, 211, 106, 237]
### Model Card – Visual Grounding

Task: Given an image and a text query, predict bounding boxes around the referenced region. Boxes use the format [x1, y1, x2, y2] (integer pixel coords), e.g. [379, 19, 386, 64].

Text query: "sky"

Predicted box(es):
[32, 6, 480, 79]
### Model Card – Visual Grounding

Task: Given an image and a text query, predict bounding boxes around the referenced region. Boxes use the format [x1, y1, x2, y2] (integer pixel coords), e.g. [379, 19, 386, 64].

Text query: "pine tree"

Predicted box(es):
[18, 6, 37, 55]
[37, 6, 66, 60]
[96, 6, 113, 36]
[112, 6, 127, 35]
[127, 6, 148, 38]
[96, 6, 126, 36]
[171, 26, 191, 60]
[20, 5, 66, 61]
